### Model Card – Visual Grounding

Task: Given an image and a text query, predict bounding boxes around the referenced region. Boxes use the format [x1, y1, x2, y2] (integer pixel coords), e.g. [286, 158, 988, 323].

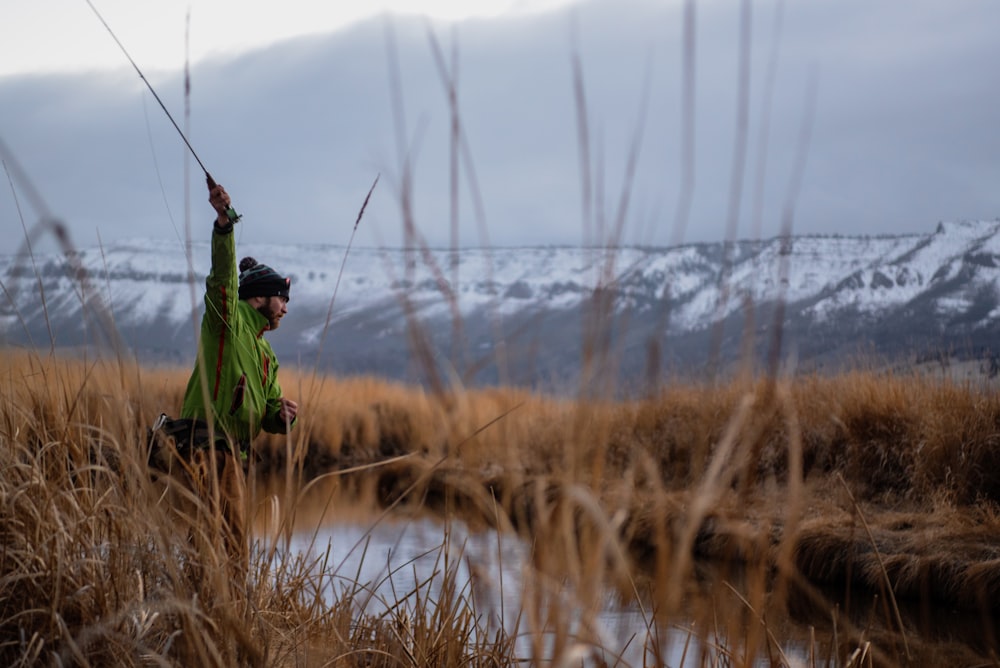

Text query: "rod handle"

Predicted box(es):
[206, 173, 242, 223]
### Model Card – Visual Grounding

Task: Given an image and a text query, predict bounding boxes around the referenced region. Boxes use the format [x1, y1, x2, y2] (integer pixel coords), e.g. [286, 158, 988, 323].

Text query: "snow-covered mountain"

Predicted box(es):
[3, 219, 1000, 389]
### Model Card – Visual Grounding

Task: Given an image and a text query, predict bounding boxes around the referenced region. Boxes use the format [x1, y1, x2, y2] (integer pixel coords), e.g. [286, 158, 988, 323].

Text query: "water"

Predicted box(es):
[252, 474, 997, 666]
[252, 474, 803, 665]
[260, 509, 714, 665]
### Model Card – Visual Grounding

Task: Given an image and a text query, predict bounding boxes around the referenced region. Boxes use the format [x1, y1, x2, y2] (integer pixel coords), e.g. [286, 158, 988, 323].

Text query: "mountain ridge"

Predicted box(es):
[3, 219, 1000, 391]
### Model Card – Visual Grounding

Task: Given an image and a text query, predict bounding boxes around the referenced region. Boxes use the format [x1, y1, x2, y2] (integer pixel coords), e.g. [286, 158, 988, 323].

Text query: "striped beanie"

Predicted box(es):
[238, 257, 291, 301]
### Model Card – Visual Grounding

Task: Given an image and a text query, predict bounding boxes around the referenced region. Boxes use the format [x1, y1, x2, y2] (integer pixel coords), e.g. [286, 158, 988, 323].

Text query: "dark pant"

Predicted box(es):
[147, 415, 248, 471]
[147, 415, 250, 582]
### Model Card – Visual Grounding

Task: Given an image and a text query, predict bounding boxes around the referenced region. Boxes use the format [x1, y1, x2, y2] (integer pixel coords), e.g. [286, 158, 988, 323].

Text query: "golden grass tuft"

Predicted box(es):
[0, 351, 519, 666]
[4, 349, 1000, 665]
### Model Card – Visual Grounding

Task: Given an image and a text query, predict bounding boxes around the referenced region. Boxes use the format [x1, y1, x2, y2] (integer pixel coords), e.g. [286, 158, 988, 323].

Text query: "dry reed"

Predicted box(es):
[0, 351, 520, 666]
[4, 349, 999, 665]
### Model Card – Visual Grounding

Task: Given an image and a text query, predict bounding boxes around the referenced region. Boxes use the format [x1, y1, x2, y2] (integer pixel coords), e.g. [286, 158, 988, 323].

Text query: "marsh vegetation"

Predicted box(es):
[3, 350, 1000, 666]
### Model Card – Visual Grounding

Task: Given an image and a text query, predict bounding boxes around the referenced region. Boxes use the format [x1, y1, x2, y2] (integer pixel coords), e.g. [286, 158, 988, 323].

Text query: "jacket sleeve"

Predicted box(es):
[262, 400, 293, 434]
[261, 355, 295, 435]
[202, 224, 239, 335]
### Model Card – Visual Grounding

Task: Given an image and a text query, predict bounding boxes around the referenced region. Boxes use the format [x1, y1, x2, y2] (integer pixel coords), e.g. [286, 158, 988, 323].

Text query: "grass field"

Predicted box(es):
[3, 349, 1000, 666]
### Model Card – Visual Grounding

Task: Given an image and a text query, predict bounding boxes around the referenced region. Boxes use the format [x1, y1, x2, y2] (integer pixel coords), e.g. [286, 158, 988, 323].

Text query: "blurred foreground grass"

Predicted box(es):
[3, 349, 999, 666]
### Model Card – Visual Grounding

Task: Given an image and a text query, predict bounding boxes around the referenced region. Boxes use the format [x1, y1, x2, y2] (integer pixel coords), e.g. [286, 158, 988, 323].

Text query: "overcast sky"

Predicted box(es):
[1, 0, 998, 253]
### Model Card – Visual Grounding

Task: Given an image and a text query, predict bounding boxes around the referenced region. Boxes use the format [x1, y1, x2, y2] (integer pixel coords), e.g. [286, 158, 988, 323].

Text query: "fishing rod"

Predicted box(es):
[84, 0, 240, 223]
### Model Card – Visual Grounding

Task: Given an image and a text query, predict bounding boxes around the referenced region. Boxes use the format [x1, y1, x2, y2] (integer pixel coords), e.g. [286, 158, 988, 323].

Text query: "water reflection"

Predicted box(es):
[252, 472, 1000, 666]
[253, 472, 731, 664]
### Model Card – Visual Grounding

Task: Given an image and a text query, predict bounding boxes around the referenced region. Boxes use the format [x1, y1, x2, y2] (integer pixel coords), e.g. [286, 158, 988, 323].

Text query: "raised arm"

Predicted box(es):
[202, 184, 239, 333]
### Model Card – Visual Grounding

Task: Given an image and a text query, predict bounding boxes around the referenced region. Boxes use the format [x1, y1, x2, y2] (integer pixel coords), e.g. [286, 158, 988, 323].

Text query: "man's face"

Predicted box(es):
[257, 295, 289, 330]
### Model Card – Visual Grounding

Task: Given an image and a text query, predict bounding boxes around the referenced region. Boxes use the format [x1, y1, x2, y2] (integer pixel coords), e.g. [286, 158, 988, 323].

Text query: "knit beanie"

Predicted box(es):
[238, 257, 291, 301]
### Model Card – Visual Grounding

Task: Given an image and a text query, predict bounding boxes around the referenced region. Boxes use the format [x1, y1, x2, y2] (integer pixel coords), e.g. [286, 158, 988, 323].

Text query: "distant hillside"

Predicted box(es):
[4, 219, 1000, 391]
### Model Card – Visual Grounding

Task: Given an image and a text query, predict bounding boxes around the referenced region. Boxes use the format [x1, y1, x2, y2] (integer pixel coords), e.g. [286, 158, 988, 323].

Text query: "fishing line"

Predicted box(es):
[140, 93, 183, 246]
[83, 0, 240, 223]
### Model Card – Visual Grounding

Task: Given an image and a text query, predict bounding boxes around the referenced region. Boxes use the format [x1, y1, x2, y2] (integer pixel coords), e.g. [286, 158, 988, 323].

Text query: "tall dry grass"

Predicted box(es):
[261, 365, 1000, 574]
[259, 360, 1000, 665]
[5, 349, 999, 665]
[0, 351, 521, 667]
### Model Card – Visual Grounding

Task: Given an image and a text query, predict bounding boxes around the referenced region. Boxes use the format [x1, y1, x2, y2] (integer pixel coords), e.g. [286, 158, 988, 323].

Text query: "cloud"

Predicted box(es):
[1, 0, 998, 254]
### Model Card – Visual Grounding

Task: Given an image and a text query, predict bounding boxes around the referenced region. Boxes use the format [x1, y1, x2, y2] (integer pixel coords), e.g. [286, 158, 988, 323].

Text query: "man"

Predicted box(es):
[174, 182, 298, 576]
[182, 183, 298, 444]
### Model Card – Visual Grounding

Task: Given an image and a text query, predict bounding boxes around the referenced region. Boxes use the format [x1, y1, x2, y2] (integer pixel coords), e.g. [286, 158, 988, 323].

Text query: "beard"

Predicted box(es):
[256, 302, 282, 330]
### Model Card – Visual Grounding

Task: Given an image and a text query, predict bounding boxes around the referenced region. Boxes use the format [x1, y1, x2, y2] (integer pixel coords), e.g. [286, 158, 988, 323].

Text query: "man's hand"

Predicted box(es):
[278, 397, 298, 424]
[209, 184, 232, 227]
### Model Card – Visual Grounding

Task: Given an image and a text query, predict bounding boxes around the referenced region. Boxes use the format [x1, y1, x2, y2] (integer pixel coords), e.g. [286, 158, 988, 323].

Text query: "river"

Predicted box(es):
[252, 473, 997, 666]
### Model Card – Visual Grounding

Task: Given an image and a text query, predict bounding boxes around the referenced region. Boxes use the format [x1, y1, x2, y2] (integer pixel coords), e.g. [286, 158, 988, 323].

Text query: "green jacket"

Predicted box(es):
[180, 225, 293, 445]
